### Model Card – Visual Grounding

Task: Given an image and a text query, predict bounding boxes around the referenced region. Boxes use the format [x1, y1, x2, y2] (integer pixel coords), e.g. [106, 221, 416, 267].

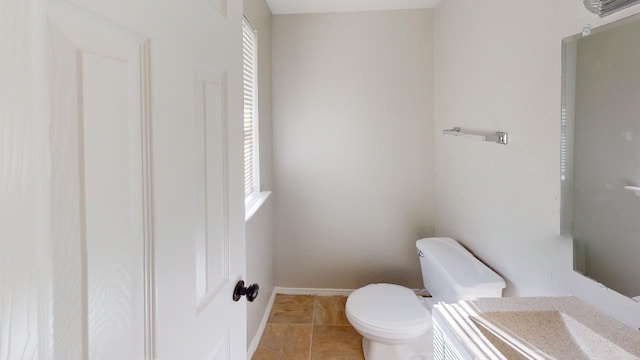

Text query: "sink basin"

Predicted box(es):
[470, 311, 640, 360]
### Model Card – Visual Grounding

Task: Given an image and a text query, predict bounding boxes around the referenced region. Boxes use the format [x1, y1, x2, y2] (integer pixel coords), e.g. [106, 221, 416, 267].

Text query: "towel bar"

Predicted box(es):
[443, 127, 508, 145]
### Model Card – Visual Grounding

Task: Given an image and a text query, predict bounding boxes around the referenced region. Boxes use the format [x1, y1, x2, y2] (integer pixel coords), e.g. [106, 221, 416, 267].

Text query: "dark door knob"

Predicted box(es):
[233, 280, 259, 302]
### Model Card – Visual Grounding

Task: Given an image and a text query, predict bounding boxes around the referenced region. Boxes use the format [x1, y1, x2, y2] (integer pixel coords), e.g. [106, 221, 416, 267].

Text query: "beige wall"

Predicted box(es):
[243, 0, 274, 351]
[434, 0, 640, 327]
[272, 10, 435, 289]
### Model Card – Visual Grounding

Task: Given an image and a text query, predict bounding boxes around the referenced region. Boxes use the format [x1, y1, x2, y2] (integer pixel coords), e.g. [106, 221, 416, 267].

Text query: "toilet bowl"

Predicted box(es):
[346, 284, 433, 360]
[345, 237, 506, 360]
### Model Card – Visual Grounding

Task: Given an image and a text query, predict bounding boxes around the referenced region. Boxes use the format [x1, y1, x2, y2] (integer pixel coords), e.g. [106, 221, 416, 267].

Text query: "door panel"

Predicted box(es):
[194, 69, 230, 314]
[81, 52, 146, 359]
[46, 3, 153, 358]
[210, 331, 231, 360]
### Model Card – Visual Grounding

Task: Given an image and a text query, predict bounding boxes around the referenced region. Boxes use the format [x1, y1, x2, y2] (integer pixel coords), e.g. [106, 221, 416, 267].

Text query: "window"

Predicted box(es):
[243, 16, 269, 220]
[243, 16, 259, 200]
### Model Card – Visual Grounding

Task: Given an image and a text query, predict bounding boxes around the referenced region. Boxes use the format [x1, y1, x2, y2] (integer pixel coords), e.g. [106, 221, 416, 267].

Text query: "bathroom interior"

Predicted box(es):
[3, 0, 640, 358]
[244, 0, 640, 358]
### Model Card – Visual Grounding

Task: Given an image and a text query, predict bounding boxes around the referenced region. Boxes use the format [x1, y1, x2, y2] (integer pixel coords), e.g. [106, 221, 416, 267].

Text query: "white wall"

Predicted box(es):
[243, 0, 275, 350]
[272, 10, 435, 289]
[434, 0, 640, 328]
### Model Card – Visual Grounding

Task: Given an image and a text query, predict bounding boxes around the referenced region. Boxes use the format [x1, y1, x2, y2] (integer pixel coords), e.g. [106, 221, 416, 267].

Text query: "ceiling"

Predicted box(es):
[265, 0, 443, 15]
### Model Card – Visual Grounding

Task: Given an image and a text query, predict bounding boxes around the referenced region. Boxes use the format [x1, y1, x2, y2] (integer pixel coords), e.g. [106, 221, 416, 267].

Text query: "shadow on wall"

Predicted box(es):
[355, 265, 424, 289]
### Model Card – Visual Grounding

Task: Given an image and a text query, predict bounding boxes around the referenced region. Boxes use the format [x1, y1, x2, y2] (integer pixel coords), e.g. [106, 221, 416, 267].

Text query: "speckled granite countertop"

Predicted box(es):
[433, 297, 640, 360]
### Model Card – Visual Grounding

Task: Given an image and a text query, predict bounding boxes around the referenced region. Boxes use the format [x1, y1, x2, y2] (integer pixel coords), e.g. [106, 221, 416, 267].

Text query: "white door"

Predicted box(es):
[0, 0, 247, 359]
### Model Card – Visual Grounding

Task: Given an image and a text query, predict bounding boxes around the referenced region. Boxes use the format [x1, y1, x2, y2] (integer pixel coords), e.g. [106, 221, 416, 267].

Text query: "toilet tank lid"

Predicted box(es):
[416, 237, 506, 290]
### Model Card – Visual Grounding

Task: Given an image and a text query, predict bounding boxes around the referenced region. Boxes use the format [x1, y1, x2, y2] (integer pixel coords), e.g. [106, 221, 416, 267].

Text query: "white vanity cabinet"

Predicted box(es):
[432, 305, 500, 360]
[433, 314, 468, 360]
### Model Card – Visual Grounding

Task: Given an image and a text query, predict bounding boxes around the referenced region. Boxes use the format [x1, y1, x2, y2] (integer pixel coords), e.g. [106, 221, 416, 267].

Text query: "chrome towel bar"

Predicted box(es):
[443, 127, 508, 145]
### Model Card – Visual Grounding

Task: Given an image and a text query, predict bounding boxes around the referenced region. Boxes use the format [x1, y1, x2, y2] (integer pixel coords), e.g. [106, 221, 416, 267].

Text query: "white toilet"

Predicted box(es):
[345, 237, 506, 360]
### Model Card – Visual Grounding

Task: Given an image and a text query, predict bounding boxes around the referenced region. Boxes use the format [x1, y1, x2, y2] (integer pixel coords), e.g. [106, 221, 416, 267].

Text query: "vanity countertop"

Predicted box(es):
[433, 297, 640, 360]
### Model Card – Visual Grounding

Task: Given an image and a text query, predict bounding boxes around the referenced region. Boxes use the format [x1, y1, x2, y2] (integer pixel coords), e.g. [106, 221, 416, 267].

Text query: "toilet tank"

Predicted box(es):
[416, 237, 505, 303]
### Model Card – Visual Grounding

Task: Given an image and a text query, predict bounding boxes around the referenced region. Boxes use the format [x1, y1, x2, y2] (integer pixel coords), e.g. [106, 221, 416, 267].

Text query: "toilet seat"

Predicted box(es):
[346, 284, 432, 340]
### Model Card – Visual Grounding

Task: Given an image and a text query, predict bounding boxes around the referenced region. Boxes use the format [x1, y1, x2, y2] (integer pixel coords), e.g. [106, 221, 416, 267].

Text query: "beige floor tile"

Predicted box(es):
[313, 296, 350, 326]
[269, 294, 315, 324]
[310, 325, 364, 360]
[252, 324, 312, 360]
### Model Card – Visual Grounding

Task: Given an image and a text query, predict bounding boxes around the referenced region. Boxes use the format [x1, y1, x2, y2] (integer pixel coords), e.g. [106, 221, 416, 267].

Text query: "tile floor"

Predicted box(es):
[252, 294, 365, 360]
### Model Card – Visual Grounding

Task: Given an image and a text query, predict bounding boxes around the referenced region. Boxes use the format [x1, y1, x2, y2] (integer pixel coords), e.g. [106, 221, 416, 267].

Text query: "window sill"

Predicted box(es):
[245, 191, 271, 222]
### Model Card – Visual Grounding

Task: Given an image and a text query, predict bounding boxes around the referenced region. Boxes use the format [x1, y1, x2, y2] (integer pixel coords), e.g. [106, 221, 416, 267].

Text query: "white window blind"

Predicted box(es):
[243, 16, 259, 198]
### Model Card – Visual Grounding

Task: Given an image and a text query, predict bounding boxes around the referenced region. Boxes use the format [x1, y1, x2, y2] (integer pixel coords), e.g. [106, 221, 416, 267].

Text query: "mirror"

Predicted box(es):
[562, 14, 640, 300]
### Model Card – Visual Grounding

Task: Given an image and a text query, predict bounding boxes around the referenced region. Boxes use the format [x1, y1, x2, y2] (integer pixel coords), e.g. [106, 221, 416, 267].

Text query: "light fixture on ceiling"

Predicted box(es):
[583, 0, 640, 17]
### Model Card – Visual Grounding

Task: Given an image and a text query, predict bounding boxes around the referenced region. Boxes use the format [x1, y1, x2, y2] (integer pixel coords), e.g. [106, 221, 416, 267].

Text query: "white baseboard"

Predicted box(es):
[274, 286, 428, 297]
[274, 287, 355, 297]
[247, 289, 277, 359]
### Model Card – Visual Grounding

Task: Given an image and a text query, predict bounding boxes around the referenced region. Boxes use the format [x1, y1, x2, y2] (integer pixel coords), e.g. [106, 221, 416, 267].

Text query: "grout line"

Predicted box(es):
[308, 328, 313, 360]
[312, 295, 317, 326]
[309, 295, 319, 360]
[309, 295, 316, 360]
